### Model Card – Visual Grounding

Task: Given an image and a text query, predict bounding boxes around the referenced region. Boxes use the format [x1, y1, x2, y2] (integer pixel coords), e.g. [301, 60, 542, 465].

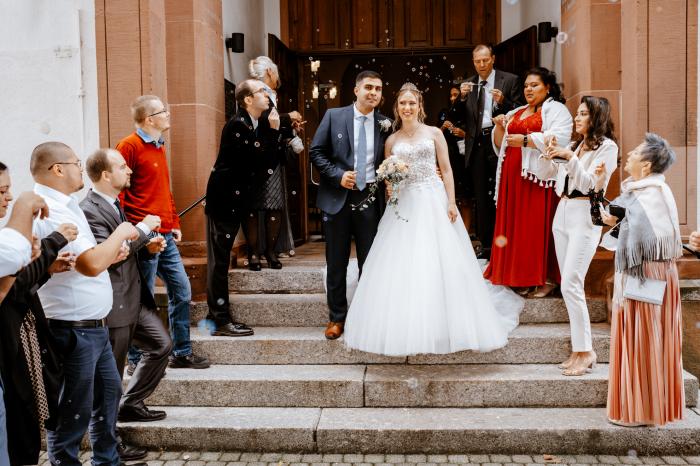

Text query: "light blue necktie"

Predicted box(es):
[356, 115, 368, 191]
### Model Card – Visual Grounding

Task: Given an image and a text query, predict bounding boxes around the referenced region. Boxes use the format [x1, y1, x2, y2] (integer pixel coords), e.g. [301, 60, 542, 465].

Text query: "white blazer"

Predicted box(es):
[536, 137, 619, 197]
[492, 98, 573, 205]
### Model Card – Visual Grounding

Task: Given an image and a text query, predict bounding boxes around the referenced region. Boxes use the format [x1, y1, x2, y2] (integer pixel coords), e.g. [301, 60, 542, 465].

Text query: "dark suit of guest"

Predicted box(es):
[310, 104, 391, 323]
[80, 190, 172, 415]
[205, 107, 283, 326]
[0, 232, 66, 465]
[438, 101, 468, 198]
[463, 70, 522, 257]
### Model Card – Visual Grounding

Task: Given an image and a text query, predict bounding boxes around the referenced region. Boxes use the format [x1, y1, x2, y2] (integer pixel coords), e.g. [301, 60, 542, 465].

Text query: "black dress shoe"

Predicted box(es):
[117, 441, 147, 460]
[168, 353, 211, 369]
[119, 405, 167, 422]
[248, 254, 262, 271]
[264, 252, 283, 269]
[212, 322, 254, 337]
[126, 361, 136, 377]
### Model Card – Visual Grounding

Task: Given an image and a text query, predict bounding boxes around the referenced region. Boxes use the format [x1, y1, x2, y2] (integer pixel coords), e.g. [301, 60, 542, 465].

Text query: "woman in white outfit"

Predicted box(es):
[538, 96, 618, 376]
[343, 83, 523, 356]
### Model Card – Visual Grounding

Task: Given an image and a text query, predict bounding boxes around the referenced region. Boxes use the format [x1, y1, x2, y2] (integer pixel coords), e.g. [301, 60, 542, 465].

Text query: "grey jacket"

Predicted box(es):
[80, 189, 156, 328]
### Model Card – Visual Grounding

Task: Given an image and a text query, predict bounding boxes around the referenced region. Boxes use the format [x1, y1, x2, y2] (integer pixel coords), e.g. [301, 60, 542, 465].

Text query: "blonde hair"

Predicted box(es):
[393, 83, 426, 131]
[130, 95, 162, 125]
[249, 56, 279, 82]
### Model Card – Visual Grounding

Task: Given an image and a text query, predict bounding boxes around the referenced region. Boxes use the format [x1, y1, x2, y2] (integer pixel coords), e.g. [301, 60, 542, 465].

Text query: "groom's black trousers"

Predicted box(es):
[324, 186, 380, 323]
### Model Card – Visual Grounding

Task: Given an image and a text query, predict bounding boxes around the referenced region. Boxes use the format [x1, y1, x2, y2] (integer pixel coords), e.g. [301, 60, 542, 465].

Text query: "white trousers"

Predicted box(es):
[552, 198, 602, 352]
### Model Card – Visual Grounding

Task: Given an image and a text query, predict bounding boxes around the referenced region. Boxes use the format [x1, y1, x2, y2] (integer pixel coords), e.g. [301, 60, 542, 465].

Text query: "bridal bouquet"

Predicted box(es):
[352, 155, 409, 221]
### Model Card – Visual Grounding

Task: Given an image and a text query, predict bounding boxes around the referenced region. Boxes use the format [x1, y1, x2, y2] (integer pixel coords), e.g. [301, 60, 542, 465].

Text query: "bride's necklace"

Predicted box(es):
[402, 123, 422, 139]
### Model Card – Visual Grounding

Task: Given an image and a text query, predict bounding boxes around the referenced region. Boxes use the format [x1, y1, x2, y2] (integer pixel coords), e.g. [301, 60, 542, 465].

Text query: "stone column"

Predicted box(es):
[164, 0, 225, 241]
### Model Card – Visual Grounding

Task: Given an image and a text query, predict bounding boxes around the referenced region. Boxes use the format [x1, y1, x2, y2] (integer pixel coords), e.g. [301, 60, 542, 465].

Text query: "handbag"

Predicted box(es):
[623, 275, 667, 305]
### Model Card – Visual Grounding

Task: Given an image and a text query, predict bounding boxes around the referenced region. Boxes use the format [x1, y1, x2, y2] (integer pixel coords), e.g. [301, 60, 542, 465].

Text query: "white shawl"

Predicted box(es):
[492, 98, 573, 205]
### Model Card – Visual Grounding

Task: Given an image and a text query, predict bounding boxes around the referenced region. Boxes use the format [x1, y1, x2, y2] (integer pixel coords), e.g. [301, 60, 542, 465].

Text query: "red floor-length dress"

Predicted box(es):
[483, 108, 560, 286]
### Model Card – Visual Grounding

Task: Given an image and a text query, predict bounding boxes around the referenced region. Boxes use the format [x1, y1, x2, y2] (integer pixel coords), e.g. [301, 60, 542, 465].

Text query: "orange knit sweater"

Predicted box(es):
[116, 132, 180, 233]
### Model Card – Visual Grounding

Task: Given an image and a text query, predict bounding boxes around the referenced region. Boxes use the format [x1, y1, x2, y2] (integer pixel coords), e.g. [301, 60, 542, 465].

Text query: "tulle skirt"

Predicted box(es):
[344, 180, 524, 356]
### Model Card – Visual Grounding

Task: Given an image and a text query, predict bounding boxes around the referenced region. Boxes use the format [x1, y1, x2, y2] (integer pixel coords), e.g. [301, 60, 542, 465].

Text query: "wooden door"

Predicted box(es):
[268, 34, 307, 244]
[493, 26, 538, 77]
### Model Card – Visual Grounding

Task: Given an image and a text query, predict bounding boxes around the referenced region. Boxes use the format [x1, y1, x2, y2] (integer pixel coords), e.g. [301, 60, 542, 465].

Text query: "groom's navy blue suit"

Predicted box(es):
[310, 104, 391, 323]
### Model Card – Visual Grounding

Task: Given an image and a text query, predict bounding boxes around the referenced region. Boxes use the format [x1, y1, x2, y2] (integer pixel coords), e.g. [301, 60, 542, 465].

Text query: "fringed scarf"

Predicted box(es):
[611, 174, 682, 279]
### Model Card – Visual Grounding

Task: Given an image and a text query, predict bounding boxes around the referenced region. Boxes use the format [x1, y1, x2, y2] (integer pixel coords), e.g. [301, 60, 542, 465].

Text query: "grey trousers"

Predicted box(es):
[110, 307, 172, 410]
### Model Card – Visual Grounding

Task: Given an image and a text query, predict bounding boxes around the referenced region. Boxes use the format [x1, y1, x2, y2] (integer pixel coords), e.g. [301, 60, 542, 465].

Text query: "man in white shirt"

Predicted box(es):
[29, 142, 144, 466]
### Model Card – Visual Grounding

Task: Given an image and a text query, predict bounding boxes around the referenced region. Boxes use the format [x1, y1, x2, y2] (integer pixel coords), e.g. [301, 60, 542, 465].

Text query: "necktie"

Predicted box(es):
[114, 199, 126, 222]
[355, 115, 368, 191]
[477, 80, 488, 128]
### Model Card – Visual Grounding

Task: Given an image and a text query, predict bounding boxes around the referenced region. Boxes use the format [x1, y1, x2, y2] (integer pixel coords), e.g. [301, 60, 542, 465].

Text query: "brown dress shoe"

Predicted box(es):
[324, 322, 344, 340]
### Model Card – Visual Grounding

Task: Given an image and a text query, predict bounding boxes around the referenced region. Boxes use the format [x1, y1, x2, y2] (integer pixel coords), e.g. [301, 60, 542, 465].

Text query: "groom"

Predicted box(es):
[310, 70, 392, 340]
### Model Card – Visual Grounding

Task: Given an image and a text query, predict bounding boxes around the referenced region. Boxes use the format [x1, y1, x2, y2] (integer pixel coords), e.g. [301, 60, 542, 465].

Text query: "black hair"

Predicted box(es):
[524, 67, 566, 104]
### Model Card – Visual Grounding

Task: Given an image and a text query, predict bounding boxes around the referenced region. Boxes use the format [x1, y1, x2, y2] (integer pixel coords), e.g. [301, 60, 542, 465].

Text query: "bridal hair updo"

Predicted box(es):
[393, 82, 426, 131]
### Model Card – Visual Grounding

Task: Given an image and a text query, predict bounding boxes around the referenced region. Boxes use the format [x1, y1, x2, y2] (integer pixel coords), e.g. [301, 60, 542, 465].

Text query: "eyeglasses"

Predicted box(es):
[148, 106, 170, 117]
[248, 88, 267, 97]
[49, 161, 82, 171]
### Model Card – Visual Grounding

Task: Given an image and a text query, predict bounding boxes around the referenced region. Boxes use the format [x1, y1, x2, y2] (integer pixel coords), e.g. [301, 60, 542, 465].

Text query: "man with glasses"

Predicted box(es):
[461, 44, 522, 260]
[116, 95, 209, 371]
[30, 141, 146, 466]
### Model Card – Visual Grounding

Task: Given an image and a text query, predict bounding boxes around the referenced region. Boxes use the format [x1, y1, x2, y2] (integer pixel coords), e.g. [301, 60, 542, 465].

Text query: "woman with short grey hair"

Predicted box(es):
[596, 132, 684, 427]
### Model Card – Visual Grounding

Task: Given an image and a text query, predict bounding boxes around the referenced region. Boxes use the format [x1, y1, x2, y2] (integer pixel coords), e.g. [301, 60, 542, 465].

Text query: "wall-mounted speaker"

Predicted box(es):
[537, 22, 558, 43]
[226, 33, 244, 53]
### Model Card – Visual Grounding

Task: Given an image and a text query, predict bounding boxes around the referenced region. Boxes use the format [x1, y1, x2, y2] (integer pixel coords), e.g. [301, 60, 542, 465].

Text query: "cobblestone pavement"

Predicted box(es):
[37, 451, 700, 466]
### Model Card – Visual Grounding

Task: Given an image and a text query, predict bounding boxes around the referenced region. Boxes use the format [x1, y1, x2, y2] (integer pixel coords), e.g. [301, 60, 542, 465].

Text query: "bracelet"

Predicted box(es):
[523, 135, 528, 147]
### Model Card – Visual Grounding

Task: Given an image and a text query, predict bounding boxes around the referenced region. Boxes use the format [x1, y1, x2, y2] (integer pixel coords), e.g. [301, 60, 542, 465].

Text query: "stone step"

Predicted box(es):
[119, 406, 700, 454]
[228, 266, 324, 294]
[190, 293, 607, 326]
[190, 324, 612, 365]
[139, 364, 698, 408]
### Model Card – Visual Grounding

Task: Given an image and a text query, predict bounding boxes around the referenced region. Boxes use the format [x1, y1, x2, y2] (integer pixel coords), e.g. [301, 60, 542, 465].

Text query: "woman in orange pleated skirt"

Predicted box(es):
[598, 132, 684, 427]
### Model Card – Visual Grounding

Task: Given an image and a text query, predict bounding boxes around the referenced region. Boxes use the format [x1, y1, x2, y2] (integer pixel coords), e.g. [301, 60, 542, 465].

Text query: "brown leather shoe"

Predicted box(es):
[324, 321, 344, 340]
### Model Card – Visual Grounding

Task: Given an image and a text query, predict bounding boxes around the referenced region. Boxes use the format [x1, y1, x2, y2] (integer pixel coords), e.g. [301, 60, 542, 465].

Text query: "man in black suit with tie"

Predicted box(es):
[81, 148, 173, 460]
[310, 70, 392, 340]
[462, 44, 523, 259]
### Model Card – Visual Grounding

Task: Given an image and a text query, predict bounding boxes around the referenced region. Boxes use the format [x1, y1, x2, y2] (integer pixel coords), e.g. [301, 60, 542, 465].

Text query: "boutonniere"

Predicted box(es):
[379, 119, 392, 133]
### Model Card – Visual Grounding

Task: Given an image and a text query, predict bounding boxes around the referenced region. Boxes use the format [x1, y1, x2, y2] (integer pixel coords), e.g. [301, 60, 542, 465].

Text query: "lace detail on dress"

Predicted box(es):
[392, 139, 442, 189]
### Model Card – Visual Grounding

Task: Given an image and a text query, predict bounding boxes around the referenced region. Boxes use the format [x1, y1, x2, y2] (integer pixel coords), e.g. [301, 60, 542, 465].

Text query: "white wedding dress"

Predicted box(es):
[344, 138, 524, 356]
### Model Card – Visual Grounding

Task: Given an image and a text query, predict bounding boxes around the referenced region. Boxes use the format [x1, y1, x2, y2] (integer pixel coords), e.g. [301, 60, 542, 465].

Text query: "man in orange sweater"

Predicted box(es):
[116, 95, 210, 371]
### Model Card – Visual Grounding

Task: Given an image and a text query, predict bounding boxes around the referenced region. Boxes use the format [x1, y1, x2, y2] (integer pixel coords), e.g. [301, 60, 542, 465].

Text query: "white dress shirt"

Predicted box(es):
[0, 228, 32, 276]
[480, 69, 496, 129]
[353, 103, 376, 183]
[33, 183, 113, 321]
[91, 188, 151, 235]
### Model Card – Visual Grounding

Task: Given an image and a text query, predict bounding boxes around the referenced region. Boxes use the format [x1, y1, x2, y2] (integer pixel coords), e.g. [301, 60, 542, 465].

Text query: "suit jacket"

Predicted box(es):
[0, 232, 67, 464]
[205, 107, 284, 222]
[309, 104, 391, 215]
[80, 189, 156, 328]
[463, 69, 523, 165]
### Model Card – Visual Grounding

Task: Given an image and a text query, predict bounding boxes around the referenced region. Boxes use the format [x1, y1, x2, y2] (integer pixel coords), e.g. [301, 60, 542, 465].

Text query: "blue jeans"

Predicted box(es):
[129, 232, 192, 364]
[0, 377, 10, 466]
[46, 327, 121, 466]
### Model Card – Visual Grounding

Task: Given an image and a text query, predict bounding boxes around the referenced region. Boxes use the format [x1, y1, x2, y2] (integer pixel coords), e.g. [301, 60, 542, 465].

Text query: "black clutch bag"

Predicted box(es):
[588, 189, 607, 226]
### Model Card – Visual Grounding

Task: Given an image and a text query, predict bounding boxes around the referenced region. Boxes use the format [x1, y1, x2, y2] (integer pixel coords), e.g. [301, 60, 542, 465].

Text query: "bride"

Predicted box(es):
[344, 83, 524, 356]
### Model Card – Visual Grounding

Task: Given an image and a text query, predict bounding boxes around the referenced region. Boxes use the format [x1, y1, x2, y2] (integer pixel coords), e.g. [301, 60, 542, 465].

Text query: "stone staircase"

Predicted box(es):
[121, 258, 700, 455]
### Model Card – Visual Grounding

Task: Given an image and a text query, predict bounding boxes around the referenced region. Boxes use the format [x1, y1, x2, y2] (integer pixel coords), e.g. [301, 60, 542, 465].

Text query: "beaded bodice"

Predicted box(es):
[392, 138, 442, 188]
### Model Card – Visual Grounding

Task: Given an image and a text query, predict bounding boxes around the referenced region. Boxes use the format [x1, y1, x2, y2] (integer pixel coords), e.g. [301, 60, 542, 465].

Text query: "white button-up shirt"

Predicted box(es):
[481, 69, 496, 129]
[353, 104, 376, 183]
[33, 183, 113, 321]
[0, 228, 32, 276]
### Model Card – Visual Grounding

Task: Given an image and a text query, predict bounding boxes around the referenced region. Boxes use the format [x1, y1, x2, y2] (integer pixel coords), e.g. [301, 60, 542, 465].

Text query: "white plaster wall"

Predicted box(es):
[501, 0, 562, 78]
[0, 0, 98, 222]
[222, 0, 267, 84]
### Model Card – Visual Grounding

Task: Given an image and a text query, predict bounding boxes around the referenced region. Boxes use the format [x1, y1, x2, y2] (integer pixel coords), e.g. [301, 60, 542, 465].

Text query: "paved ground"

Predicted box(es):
[37, 451, 700, 466]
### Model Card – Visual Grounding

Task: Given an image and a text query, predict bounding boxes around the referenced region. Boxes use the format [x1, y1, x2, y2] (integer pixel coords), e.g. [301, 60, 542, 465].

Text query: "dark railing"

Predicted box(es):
[178, 195, 206, 219]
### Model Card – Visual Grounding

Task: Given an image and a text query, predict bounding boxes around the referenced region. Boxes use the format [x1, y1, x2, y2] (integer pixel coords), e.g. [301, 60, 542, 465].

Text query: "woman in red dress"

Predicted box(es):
[484, 67, 573, 297]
